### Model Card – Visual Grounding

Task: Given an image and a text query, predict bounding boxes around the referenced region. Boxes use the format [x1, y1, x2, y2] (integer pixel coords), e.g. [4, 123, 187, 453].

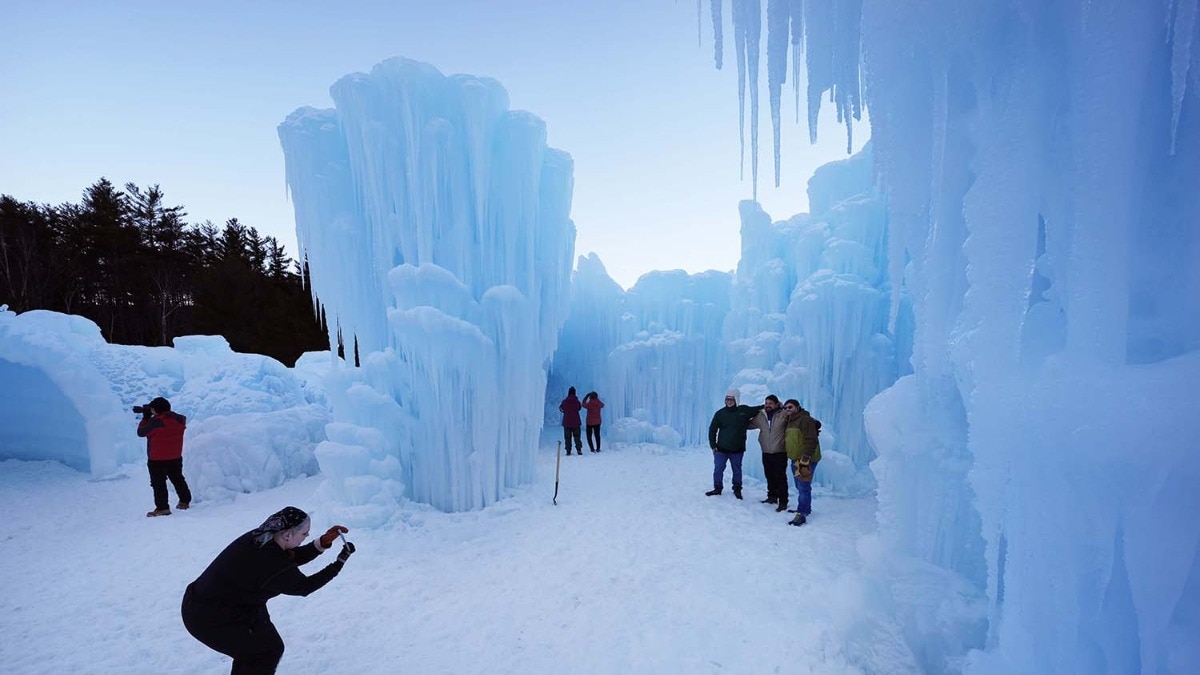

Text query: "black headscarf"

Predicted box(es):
[250, 506, 309, 547]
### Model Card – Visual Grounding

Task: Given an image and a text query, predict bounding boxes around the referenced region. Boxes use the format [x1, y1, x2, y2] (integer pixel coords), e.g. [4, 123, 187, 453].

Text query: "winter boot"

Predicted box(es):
[788, 514, 807, 526]
[776, 499, 788, 513]
[146, 509, 171, 518]
[733, 487, 743, 500]
[176, 501, 190, 510]
[705, 487, 722, 496]
[760, 496, 777, 504]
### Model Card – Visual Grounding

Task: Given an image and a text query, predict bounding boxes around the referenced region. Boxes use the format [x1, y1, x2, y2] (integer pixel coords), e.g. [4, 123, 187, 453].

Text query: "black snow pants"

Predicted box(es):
[563, 426, 582, 453]
[182, 584, 285, 674]
[586, 424, 601, 451]
[762, 452, 789, 503]
[148, 458, 192, 511]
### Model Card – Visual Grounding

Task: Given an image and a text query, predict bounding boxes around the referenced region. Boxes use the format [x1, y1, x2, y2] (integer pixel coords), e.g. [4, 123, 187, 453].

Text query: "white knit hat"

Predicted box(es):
[725, 387, 740, 405]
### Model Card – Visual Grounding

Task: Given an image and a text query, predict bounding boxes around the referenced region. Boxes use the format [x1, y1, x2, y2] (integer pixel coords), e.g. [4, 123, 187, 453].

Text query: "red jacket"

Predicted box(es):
[138, 412, 187, 461]
[582, 397, 604, 425]
[559, 395, 582, 428]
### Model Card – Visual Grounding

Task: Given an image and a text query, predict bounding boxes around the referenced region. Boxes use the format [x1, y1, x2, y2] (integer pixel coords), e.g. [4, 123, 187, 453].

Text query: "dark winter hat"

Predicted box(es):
[250, 506, 309, 547]
[149, 396, 171, 413]
[568, 386, 576, 396]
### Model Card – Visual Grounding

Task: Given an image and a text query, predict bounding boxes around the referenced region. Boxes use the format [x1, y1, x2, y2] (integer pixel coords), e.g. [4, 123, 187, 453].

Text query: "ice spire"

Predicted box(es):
[1169, 0, 1197, 152]
[791, 0, 804, 125]
[733, 0, 748, 179]
[731, 0, 762, 196]
[711, 0, 724, 69]
[279, 58, 575, 515]
[747, 0, 762, 198]
[767, 0, 791, 187]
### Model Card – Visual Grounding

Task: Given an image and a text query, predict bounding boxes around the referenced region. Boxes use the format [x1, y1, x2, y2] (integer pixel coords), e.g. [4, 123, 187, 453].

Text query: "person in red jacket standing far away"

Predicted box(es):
[137, 396, 192, 517]
[582, 391, 605, 453]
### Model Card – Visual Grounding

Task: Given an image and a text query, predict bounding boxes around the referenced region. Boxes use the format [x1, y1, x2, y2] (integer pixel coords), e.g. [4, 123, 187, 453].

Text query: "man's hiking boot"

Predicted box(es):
[760, 496, 776, 504]
[146, 509, 171, 518]
[705, 488, 722, 496]
[776, 500, 788, 513]
[788, 514, 807, 527]
[733, 488, 743, 500]
[176, 502, 190, 510]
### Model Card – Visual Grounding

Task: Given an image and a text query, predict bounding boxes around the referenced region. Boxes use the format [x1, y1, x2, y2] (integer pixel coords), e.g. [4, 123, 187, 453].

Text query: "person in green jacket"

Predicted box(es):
[706, 387, 763, 499]
[782, 398, 822, 526]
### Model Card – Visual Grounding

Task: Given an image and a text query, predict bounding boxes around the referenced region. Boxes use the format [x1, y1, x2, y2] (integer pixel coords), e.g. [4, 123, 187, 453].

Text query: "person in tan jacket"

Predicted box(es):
[748, 394, 789, 512]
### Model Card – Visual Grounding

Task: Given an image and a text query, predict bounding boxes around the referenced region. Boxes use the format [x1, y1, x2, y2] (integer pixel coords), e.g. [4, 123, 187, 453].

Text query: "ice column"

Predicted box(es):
[725, 145, 903, 487]
[280, 58, 574, 516]
[549, 261, 733, 447]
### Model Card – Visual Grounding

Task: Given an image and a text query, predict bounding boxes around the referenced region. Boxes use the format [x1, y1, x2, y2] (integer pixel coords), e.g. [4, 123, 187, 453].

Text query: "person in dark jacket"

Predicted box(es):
[559, 386, 584, 455]
[136, 396, 192, 517]
[706, 387, 763, 499]
[582, 391, 605, 452]
[181, 506, 355, 674]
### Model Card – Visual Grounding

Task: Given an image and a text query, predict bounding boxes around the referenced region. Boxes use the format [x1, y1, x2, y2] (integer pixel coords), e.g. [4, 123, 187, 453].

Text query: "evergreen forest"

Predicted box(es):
[0, 178, 331, 366]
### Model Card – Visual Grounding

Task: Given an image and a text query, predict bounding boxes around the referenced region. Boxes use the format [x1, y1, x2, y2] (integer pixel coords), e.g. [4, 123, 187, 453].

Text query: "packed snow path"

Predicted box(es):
[0, 446, 876, 674]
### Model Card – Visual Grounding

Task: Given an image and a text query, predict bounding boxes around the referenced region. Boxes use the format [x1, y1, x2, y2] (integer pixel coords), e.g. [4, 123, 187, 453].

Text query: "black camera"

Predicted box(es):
[133, 404, 154, 415]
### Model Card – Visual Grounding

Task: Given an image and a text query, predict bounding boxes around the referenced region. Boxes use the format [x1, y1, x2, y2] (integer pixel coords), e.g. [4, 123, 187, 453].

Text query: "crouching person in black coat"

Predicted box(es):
[181, 506, 355, 674]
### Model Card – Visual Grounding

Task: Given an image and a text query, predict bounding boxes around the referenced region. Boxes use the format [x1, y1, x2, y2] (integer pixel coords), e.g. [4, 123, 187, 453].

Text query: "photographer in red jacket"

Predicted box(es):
[136, 396, 192, 517]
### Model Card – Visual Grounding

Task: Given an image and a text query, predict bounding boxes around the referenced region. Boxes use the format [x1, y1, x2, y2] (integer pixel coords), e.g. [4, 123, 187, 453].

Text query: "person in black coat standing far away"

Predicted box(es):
[181, 506, 355, 674]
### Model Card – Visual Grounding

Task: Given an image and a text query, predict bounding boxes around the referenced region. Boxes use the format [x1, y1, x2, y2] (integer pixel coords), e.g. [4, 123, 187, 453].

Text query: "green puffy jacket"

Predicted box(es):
[784, 408, 822, 465]
[708, 404, 763, 453]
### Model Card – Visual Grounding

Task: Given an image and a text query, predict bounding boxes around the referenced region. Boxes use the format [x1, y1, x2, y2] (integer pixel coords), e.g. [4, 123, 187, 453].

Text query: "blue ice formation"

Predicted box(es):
[698, 1, 1200, 672]
[279, 58, 575, 517]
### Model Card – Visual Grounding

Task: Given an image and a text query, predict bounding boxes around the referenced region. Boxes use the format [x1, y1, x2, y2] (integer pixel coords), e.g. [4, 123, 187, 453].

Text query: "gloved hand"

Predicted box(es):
[337, 542, 356, 563]
[319, 525, 349, 549]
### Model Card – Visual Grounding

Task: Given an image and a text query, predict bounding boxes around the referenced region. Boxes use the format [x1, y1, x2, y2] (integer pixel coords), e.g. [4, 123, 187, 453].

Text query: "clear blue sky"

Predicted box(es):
[0, 0, 865, 289]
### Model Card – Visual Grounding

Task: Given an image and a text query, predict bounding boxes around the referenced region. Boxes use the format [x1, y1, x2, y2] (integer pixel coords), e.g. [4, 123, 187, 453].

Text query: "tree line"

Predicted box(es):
[0, 178, 333, 366]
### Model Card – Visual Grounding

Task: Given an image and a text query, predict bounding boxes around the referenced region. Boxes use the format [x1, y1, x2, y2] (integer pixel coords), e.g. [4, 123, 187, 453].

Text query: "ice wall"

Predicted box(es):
[549, 259, 732, 447]
[700, 0, 1200, 671]
[0, 308, 327, 496]
[279, 58, 575, 517]
[724, 144, 905, 493]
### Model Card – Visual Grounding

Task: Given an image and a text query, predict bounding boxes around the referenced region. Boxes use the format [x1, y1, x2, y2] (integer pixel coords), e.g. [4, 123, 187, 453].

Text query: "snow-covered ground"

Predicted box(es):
[0, 444, 875, 674]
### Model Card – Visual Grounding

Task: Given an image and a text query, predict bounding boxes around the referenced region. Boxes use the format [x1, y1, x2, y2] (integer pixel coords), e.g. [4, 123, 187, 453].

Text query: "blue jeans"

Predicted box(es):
[792, 478, 812, 515]
[791, 460, 818, 514]
[713, 451, 743, 490]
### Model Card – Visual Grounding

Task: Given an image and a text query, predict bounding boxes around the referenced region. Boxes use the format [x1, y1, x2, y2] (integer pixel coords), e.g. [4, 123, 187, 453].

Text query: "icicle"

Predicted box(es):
[746, 0, 762, 199]
[831, 0, 865, 139]
[712, 0, 724, 69]
[767, 0, 790, 187]
[803, 0, 832, 143]
[733, 0, 748, 179]
[791, 0, 804, 126]
[1169, 0, 1197, 152]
